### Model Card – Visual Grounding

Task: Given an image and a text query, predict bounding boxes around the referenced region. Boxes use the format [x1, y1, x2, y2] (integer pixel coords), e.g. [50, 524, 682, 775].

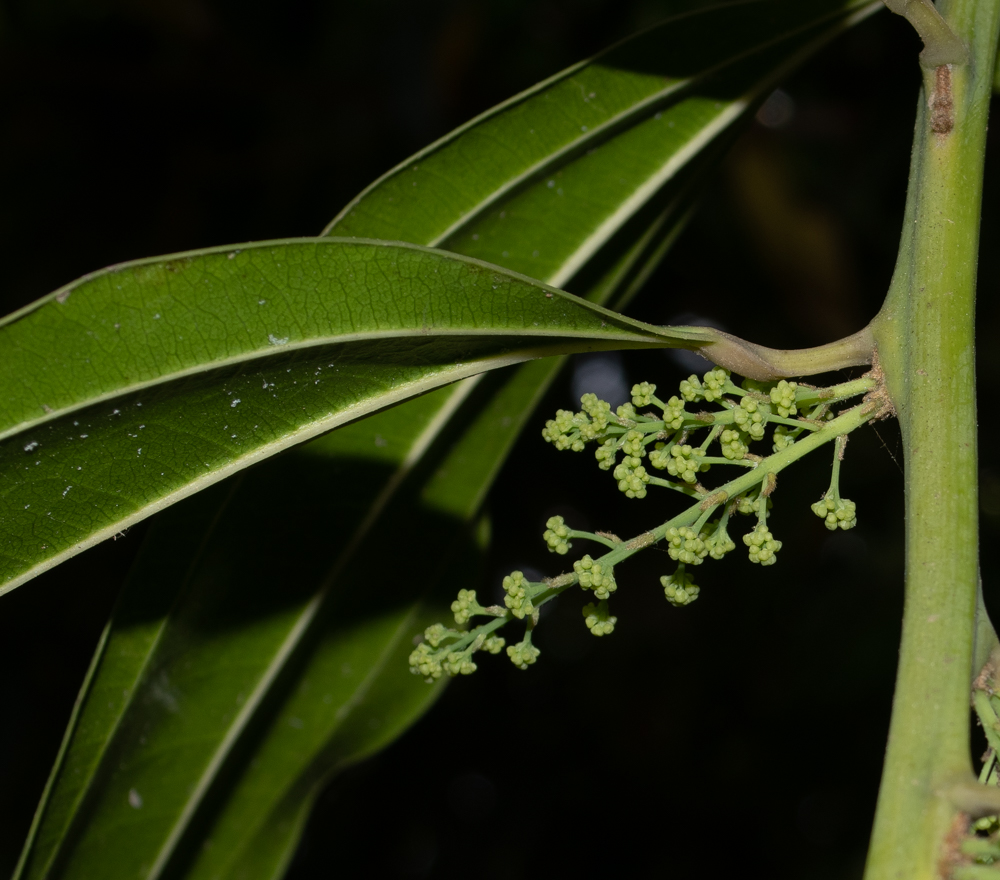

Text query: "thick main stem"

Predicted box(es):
[865, 1, 1000, 877]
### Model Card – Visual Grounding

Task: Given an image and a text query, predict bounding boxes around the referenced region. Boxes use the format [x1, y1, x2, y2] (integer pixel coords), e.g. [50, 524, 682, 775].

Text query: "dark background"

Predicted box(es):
[1, 1, 998, 878]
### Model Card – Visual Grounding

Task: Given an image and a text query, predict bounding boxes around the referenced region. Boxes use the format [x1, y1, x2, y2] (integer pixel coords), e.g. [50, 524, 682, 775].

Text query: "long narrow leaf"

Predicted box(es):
[0, 238, 709, 594]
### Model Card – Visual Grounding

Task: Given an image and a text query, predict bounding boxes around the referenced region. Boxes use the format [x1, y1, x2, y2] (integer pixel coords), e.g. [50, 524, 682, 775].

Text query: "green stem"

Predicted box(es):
[685, 324, 875, 380]
[865, 0, 1000, 876]
[883, 0, 970, 65]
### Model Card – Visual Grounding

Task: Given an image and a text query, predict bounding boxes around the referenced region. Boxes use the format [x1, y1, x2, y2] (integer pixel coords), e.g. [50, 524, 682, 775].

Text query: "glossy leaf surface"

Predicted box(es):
[0, 238, 705, 594]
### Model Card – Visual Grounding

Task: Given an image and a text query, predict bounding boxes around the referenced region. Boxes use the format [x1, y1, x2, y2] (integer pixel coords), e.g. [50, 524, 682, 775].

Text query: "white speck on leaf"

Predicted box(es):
[268, 334, 289, 346]
[231, 399, 241, 408]
[24, 441, 38, 452]
[62, 486, 72, 497]
[128, 789, 143, 809]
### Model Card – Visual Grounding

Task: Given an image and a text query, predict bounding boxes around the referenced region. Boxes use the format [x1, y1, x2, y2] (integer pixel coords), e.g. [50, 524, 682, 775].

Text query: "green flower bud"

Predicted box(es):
[451, 589, 484, 625]
[580, 393, 613, 425]
[769, 380, 798, 418]
[664, 444, 707, 484]
[620, 429, 647, 458]
[543, 515, 573, 555]
[631, 381, 658, 408]
[613, 455, 650, 499]
[719, 428, 748, 461]
[409, 643, 444, 681]
[743, 522, 782, 565]
[810, 491, 858, 531]
[507, 638, 541, 670]
[662, 395, 686, 431]
[481, 635, 506, 655]
[595, 438, 618, 471]
[665, 526, 708, 565]
[679, 374, 704, 402]
[582, 600, 617, 636]
[502, 570, 535, 620]
[443, 650, 477, 676]
[734, 398, 767, 441]
[616, 402, 638, 423]
[704, 520, 737, 560]
[772, 425, 796, 452]
[574, 555, 617, 600]
[661, 570, 700, 606]
[702, 367, 730, 403]
[541, 409, 585, 451]
[424, 623, 456, 648]
[736, 494, 771, 517]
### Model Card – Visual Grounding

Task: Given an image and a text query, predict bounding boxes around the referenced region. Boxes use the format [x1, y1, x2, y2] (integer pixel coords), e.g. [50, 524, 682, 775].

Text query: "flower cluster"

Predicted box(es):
[811, 491, 858, 531]
[574, 555, 617, 600]
[665, 526, 708, 565]
[743, 522, 782, 566]
[662, 569, 700, 606]
[543, 515, 573, 554]
[503, 570, 535, 619]
[410, 367, 876, 682]
[582, 600, 617, 636]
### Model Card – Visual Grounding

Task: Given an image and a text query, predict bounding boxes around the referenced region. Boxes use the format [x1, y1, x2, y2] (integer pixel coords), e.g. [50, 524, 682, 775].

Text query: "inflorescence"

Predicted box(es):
[409, 367, 878, 682]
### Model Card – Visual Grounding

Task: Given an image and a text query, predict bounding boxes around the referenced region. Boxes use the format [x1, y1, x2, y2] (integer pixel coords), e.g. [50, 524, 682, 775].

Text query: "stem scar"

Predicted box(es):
[930, 65, 954, 135]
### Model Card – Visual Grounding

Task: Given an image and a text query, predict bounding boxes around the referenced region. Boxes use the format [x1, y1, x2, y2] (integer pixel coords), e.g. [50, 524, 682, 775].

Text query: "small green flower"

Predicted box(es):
[481, 635, 506, 655]
[574, 554, 617, 599]
[736, 494, 771, 517]
[580, 392, 613, 424]
[409, 643, 444, 681]
[769, 380, 798, 418]
[679, 374, 704, 402]
[704, 519, 737, 560]
[451, 589, 485, 625]
[702, 367, 730, 403]
[664, 444, 706, 484]
[595, 438, 618, 471]
[541, 409, 585, 451]
[719, 428, 748, 461]
[743, 522, 782, 565]
[543, 515, 573, 555]
[772, 425, 797, 452]
[811, 491, 858, 531]
[424, 623, 457, 648]
[631, 381, 658, 408]
[582, 600, 617, 636]
[662, 395, 687, 431]
[503, 570, 535, 620]
[734, 397, 767, 441]
[578, 393, 612, 441]
[616, 402, 638, 423]
[665, 526, 708, 565]
[613, 455, 650, 499]
[661, 569, 700, 606]
[620, 428, 646, 458]
[444, 651, 477, 676]
[507, 637, 541, 670]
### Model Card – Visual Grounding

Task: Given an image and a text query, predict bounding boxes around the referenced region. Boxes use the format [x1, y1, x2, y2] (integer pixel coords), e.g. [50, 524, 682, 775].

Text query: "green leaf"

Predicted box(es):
[0, 238, 707, 594]
[14, 2, 882, 878]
